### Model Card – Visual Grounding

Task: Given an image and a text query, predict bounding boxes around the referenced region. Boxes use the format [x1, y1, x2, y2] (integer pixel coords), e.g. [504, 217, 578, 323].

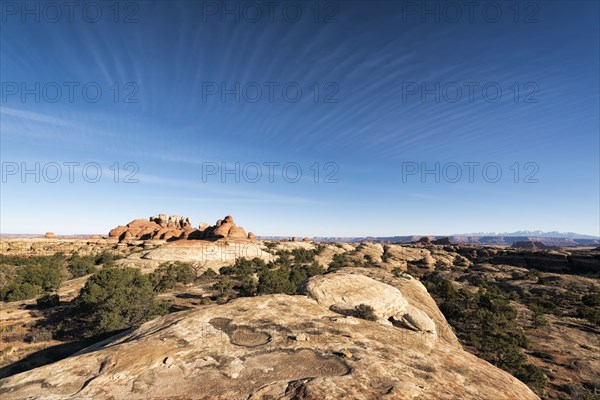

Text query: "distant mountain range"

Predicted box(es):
[453, 231, 600, 240]
[260, 231, 600, 246]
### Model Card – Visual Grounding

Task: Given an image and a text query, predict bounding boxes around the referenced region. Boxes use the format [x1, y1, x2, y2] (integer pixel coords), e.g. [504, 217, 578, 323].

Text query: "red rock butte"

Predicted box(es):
[108, 214, 255, 242]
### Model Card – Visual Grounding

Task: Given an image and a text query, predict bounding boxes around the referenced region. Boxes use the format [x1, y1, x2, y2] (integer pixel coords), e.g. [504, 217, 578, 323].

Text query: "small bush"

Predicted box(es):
[257, 269, 297, 295]
[0, 254, 68, 302]
[352, 304, 377, 321]
[27, 327, 54, 343]
[68, 253, 97, 278]
[199, 268, 217, 280]
[150, 262, 195, 292]
[264, 242, 278, 251]
[213, 277, 235, 298]
[577, 306, 600, 326]
[238, 276, 257, 297]
[4, 282, 42, 302]
[581, 292, 600, 307]
[94, 251, 122, 268]
[16, 257, 65, 291]
[515, 363, 547, 395]
[328, 253, 353, 270]
[75, 268, 169, 337]
[37, 293, 60, 308]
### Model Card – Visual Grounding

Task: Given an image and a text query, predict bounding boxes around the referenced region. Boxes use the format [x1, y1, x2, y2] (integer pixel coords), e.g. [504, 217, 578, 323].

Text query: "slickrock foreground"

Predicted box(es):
[0, 271, 539, 400]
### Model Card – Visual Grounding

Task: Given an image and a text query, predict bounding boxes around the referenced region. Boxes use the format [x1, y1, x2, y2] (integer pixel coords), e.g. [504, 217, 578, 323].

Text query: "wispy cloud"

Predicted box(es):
[0, 106, 78, 128]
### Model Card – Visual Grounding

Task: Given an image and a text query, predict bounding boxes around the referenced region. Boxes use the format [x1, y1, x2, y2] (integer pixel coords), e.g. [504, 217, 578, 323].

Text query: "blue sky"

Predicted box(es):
[1, 1, 599, 236]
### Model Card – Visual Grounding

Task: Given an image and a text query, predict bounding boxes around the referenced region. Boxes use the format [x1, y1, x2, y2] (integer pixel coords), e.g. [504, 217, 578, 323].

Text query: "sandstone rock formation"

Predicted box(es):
[307, 273, 411, 324]
[43, 232, 58, 239]
[512, 240, 558, 250]
[432, 236, 452, 245]
[0, 273, 540, 400]
[108, 214, 252, 242]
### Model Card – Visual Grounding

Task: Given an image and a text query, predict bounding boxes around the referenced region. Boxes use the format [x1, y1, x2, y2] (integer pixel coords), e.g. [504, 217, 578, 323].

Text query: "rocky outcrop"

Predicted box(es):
[0, 238, 122, 257]
[488, 248, 600, 275]
[108, 214, 252, 242]
[44, 232, 58, 239]
[432, 237, 452, 245]
[149, 214, 192, 229]
[307, 273, 410, 323]
[0, 273, 540, 400]
[511, 240, 559, 250]
[199, 215, 248, 240]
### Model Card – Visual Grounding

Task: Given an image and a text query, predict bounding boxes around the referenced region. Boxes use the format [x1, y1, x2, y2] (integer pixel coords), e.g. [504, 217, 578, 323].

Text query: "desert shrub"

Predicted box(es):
[352, 304, 377, 321]
[522, 269, 541, 281]
[257, 268, 297, 295]
[315, 244, 327, 254]
[150, 262, 195, 292]
[436, 279, 458, 301]
[202, 255, 326, 300]
[0, 254, 70, 301]
[275, 251, 292, 267]
[328, 253, 354, 270]
[577, 306, 600, 326]
[213, 277, 235, 296]
[220, 258, 267, 278]
[530, 306, 548, 328]
[16, 255, 65, 292]
[291, 248, 317, 264]
[218, 255, 324, 298]
[37, 293, 60, 308]
[263, 241, 278, 251]
[94, 251, 122, 268]
[200, 296, 213, 305]
[520, 292, 560, 315]
[581, 291, 600, 307]
[220, 258, 254, 277]
[453, 255, 470, 267]
[199, 268, 218, 280]
[562, 382, 600, 399]
[537, 275, 562, 286]
[301, 260, 326, 277]
[212, 276, 236, 303]
[514, 363, 547, 394]
[3, 282, 42, 301]
[68, 253, 97, 278]
[238, 276, 258, 297]
[0, 263, 17, 290]
[381, 245, 391, 263]
[26, 327, 54, 343]
[362, 254, 380, 268]
[75, 268, 169, 337]
[423, 275, 545, 394]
